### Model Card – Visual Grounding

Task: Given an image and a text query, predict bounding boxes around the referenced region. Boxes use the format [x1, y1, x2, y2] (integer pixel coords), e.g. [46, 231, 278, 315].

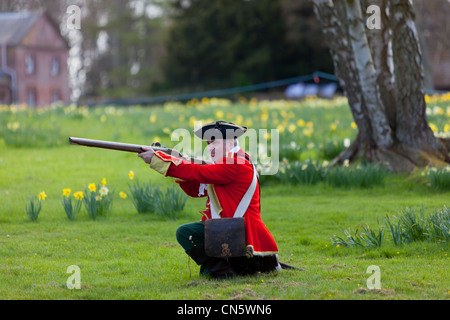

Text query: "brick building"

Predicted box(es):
[0, 12, 70, 106]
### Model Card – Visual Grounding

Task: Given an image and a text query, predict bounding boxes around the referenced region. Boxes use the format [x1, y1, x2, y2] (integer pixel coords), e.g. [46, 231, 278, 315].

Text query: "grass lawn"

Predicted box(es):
[0, 146, 448, 300]
[0, 97, 449, 300]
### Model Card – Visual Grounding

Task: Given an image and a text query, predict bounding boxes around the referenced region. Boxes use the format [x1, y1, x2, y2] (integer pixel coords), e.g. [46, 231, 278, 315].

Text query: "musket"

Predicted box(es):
[68, 137, 210, 164]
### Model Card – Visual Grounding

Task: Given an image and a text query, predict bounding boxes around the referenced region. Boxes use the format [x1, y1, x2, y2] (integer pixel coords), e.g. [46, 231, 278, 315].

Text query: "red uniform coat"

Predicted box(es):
[149, 148, 278, 256]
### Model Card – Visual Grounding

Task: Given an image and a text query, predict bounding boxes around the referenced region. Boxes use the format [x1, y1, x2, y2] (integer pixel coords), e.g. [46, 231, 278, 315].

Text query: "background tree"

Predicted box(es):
[161, 0, 334, 92]
[0, 0, 167, 100]
[413, 0, 450, 91]
[80, 0, 167, 99]
[312, 0, 450, 172]
[1, 0, 447, 109]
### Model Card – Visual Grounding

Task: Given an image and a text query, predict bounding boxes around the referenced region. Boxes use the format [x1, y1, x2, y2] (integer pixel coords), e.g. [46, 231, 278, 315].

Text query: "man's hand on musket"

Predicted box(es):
[138, 146, 154, 164]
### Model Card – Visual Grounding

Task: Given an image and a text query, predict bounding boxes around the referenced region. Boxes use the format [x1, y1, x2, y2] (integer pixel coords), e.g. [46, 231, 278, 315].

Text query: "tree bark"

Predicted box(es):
[311, 0, 450, 172]
[389, 0, 443, 155]
[312, 0, 375, 164]
[343, 0, 393, 148]
[363, 0, 397, 130]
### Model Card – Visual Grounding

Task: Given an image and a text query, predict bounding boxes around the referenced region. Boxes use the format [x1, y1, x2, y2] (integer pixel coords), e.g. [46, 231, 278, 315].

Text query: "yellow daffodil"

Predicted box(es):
[73, 191, 84, 200]
[297, 119, 305, 127]
[433, 106, 444, 115]
[128, 171, 135, 179]
[351, 122, 357, 129]
[330, 124, 337, 131]
[288, 124, 296, 133]
[88, 183, 96, 192]
[444, 124, 449, 133]
[303, 128, 313, 137]
[101, 178, 107, 186]
[119, 192, 128, 199]
[39, 191, 47, 201]
[63, 188, 71, 197]
[215, 110, 224, 118]
[149, 115, 156, 123]
[261, 112, 269, 121]
[7, 122, 20, 131]
[429, 123, 438, 133]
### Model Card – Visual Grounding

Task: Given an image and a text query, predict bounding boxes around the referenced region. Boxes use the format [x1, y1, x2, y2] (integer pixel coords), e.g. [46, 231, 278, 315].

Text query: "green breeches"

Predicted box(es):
[176, 221, 205, 255]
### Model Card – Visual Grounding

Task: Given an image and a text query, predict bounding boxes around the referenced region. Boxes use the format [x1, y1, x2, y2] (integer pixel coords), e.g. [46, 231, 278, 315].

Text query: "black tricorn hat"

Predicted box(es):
[193, 120, 248, 140]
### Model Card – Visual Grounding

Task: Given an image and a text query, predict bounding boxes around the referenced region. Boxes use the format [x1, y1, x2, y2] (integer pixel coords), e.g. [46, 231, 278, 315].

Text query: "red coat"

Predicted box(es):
[149, 148, 278, 256]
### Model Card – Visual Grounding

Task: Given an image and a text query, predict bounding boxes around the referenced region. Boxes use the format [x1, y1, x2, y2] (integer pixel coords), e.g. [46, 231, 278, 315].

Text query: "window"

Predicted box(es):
[51, 57, 60, 76]
[25, 54, 35, 75]
[51, 90, 60, 103]
[27, 88, 36, 106]
[0, 88, 10, 103]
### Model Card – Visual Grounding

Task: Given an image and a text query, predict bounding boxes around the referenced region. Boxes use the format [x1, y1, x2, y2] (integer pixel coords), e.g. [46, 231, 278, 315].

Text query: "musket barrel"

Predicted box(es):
[69, 137, 211, 165]
[68, 137, 161, 153]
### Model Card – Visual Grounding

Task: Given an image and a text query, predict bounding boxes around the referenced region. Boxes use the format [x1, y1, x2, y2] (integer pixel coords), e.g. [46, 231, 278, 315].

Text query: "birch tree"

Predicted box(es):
[312, 0, 450, 172]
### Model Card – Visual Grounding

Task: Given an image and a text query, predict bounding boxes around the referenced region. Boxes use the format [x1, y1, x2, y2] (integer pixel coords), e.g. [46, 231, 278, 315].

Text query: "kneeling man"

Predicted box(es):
[138, 121, 279, 279]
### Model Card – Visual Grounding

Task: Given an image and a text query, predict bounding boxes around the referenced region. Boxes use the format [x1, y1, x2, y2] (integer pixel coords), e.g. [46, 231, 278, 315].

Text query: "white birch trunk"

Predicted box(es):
[363, 0, 397, 129]
[312, 0, 376, 162]
[343, 0, 393, 148]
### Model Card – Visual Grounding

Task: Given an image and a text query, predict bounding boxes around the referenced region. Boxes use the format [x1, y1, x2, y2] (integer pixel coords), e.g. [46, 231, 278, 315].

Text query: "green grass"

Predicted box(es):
[0, 97, 449, 299]
[0, 146, 448, 300]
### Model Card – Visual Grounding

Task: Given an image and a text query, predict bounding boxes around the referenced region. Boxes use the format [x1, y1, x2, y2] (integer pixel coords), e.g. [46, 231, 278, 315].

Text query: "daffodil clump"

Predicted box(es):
[126, 172, 188, 219]
[25, 191, 46, 221]
[127, 178, 158, 214]
[331, 205, 450, 248]
[61, 188, 83, 221]
[259, 159, 390, 189]
[82, 180, 115, 220]
[26, 175, 133, 221]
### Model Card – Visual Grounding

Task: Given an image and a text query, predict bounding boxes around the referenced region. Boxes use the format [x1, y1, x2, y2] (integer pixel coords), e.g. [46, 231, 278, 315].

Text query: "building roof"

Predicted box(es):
[0, 12, 42, 46]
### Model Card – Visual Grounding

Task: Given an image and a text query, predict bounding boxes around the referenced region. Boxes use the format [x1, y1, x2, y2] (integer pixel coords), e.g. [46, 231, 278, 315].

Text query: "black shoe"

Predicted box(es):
[189, 246, 236, 279]
[205, 258, 236, 279]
